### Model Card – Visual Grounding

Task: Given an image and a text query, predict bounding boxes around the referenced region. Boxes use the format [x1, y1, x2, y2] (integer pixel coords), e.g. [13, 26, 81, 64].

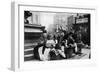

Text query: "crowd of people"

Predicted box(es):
[33, 29, 89, 61]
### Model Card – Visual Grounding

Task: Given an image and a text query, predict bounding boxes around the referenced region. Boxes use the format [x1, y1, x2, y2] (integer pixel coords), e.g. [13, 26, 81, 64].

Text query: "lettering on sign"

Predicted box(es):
[76, 18, 88, 24]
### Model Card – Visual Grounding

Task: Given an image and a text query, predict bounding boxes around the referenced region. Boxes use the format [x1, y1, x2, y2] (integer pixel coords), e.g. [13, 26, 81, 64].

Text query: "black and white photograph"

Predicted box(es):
[24, 11, 91, 61]
[10, 2, 97, 71]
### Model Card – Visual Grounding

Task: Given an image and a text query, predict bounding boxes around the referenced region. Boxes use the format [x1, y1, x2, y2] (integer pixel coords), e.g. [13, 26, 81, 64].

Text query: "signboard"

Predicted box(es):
[76, 18, 88, 24]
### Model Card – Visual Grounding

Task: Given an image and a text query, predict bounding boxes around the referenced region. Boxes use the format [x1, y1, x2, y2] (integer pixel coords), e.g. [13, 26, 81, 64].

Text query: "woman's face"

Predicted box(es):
[43, 33, 47, 39]
[61, 32, 64, 36]
[49, 34, 54, 40]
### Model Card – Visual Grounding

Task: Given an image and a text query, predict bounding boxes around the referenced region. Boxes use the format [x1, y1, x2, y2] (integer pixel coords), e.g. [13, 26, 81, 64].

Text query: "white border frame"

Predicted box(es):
[11, 2, 96, 71]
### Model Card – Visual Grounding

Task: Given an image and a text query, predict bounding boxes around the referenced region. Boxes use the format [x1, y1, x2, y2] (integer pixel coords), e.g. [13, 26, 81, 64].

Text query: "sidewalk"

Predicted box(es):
[70, 48, 90, 59]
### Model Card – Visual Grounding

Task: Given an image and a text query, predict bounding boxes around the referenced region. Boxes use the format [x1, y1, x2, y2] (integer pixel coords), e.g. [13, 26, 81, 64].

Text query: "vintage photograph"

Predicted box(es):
[24, 11, 91, 61]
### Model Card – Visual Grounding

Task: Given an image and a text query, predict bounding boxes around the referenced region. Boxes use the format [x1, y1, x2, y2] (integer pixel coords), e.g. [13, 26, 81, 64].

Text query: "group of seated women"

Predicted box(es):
[33, 31, 85, 61]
